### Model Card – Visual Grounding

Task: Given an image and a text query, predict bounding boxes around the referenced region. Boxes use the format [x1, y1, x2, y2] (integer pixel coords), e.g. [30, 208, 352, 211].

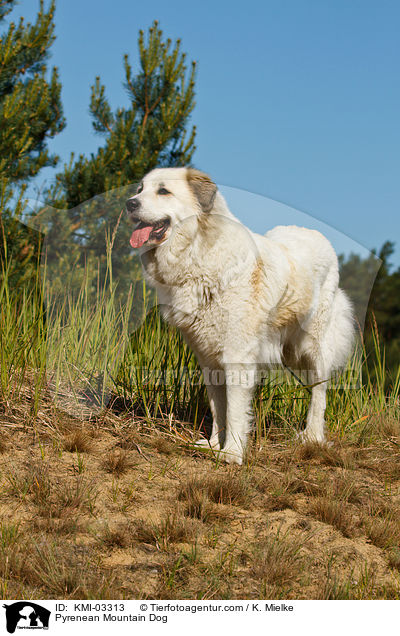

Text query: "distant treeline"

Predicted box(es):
[339, 242, 400, 382]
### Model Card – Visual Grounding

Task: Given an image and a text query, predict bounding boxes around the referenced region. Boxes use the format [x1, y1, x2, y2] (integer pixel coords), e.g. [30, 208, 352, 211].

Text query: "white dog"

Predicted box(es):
[126, 167, 354, 464]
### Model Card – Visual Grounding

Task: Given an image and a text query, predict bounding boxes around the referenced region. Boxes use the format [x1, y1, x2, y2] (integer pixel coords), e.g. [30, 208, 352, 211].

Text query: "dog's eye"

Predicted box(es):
[157, 187, 171, 195]
[136, 183, 143, 194]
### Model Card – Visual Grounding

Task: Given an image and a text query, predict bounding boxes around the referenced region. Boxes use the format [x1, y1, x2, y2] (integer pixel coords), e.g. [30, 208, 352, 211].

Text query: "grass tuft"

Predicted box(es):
[308, 497, 354, 537]
[102, 449, 133, 476]
[363, 514, 400, 549]
[133, 513, 199, 551]
[250, 529, 306, 588]
[100, 523, 134, 549]
[63, 429, 92, 453]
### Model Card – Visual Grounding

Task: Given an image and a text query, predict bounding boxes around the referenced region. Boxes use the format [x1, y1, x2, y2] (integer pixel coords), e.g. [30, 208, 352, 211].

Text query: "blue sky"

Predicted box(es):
[12, 0, 400, 266]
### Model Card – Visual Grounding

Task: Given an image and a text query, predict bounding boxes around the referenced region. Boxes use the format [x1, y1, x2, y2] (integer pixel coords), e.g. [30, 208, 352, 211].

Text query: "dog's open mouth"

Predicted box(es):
[129, 218, 171, 248]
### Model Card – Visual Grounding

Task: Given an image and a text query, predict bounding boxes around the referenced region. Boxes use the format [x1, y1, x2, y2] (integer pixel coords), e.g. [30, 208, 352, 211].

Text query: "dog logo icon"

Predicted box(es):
[3, 602, 50, 633]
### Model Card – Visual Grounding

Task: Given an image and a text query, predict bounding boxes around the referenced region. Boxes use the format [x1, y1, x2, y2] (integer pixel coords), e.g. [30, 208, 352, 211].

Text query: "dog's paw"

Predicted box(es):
[193, 437, 221, 451]
[220, 446, 243, 465]
[296, 430, 332, 447]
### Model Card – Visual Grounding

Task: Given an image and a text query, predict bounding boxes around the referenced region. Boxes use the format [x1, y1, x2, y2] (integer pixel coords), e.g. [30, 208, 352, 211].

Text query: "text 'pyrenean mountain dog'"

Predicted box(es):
[126, 168, 354, 465]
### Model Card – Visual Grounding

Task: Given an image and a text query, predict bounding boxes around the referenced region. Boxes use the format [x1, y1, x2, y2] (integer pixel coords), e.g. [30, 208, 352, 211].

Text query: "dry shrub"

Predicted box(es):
[372, 413, 400, 440]
[0, 435, 8, 453]
[6, 461, 94, 518]
[0, 522, 22, 550]
[6, 462, 51, 505]
[257, 469, 323, 498]
[32, 517, 82, 535]
[264, 493, 295, 512]
[294, 519, 312, 531]
[319, 560, 399, 600]
[0, 540, 28, 581]
[331, 474, 365, 504]
[50, 478, 96, 517]
[154, 513, 199, 548]
[289, 478, 324, 497]
[388, 549, 400, 572]
[150, 436, 176, 455]
[321, 567, 353, 599]
[115, 432, 141, 450]
[379, 458, 400, 481]
[26, 541, 117, 598]
[30, 466, 52, 506]
[6, 471, 35, 500]
[365, 495, 397, 518]
[156, 553, 193, 598]
[35, 477, 97, 519]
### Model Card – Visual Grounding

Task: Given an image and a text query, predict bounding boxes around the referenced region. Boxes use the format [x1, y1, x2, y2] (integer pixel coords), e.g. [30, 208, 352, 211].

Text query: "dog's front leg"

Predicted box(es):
[222, 380, 254, 465]
[195, 381, 226, 450]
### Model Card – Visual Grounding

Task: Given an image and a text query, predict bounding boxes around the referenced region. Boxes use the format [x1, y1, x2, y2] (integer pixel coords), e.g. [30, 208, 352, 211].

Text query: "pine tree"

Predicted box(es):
[49, 20, 196, 209]
[0, 0, 65, 288]
[0, 0, 65, 184]
[42, 21, 197, 296]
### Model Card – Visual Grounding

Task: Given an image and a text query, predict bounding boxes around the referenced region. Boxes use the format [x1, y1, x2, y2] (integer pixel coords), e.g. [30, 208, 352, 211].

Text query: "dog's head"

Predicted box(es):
[126, 167, 217, 249]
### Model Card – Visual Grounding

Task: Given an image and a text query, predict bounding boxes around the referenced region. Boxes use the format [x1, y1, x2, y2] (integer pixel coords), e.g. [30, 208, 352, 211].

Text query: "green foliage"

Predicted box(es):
[0, 0, 65, 293]
[41, 20, 197, 296]
[339, 242, 400, 383]
[49, 20, 196, 209]
[0, 0, 65, 183]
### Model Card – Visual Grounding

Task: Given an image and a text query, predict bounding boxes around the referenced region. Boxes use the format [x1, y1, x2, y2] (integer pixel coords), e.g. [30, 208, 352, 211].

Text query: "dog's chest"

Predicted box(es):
[160, 278, 221, 324]
[159, 280, 228, 361]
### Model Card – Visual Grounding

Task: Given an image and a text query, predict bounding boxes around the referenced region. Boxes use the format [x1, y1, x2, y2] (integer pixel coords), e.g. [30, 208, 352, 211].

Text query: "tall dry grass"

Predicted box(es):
[0, 218, 399, 444]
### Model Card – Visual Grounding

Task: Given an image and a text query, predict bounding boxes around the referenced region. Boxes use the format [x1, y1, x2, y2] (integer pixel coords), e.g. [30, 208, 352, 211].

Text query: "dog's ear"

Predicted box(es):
[186, 168, 217, 213]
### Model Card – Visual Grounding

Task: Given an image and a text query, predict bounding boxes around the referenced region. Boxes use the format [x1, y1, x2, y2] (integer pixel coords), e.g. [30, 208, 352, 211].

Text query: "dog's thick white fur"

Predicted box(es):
[127, 167, 354, 465]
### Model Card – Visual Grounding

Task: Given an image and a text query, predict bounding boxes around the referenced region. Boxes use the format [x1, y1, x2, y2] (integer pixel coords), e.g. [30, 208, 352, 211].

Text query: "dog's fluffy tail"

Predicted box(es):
[329, 287, 355, 370]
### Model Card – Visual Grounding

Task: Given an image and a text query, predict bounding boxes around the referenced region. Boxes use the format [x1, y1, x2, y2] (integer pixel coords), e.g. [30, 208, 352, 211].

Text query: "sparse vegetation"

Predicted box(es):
[308, 497, 354, 537]
[0, 404, 398, 598]
[179, 471, 256, 508]
[133, 514, 200, 551]
[249, 529, 306, 589]
[363, 513, 400, 549]
[102, 449, 134, 476]
[0, 208, 399, 600]
[63, 429, 93, 453]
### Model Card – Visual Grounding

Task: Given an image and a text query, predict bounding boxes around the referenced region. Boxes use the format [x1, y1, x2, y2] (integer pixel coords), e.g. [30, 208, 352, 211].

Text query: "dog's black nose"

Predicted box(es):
[126, 198, 140, 214]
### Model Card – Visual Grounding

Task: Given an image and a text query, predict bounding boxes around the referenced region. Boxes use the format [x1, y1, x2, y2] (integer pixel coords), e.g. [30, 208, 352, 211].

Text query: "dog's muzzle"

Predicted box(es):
[126, 198, 140, 217]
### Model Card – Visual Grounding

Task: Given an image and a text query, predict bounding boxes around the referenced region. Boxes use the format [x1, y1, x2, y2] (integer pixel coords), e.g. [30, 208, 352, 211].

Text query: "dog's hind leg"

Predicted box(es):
[302, 374, 328, 443]
[296, 331, 331, 443]
[301, 288, 354, 443]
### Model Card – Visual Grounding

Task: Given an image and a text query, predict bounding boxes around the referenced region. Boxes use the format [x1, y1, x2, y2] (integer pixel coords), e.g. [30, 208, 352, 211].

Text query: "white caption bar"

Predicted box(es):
[1, 600, 398, 635]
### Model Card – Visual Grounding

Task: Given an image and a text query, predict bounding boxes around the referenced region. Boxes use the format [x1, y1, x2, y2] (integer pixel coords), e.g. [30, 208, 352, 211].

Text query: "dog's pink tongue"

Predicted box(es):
[130, 225, 153, 248]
